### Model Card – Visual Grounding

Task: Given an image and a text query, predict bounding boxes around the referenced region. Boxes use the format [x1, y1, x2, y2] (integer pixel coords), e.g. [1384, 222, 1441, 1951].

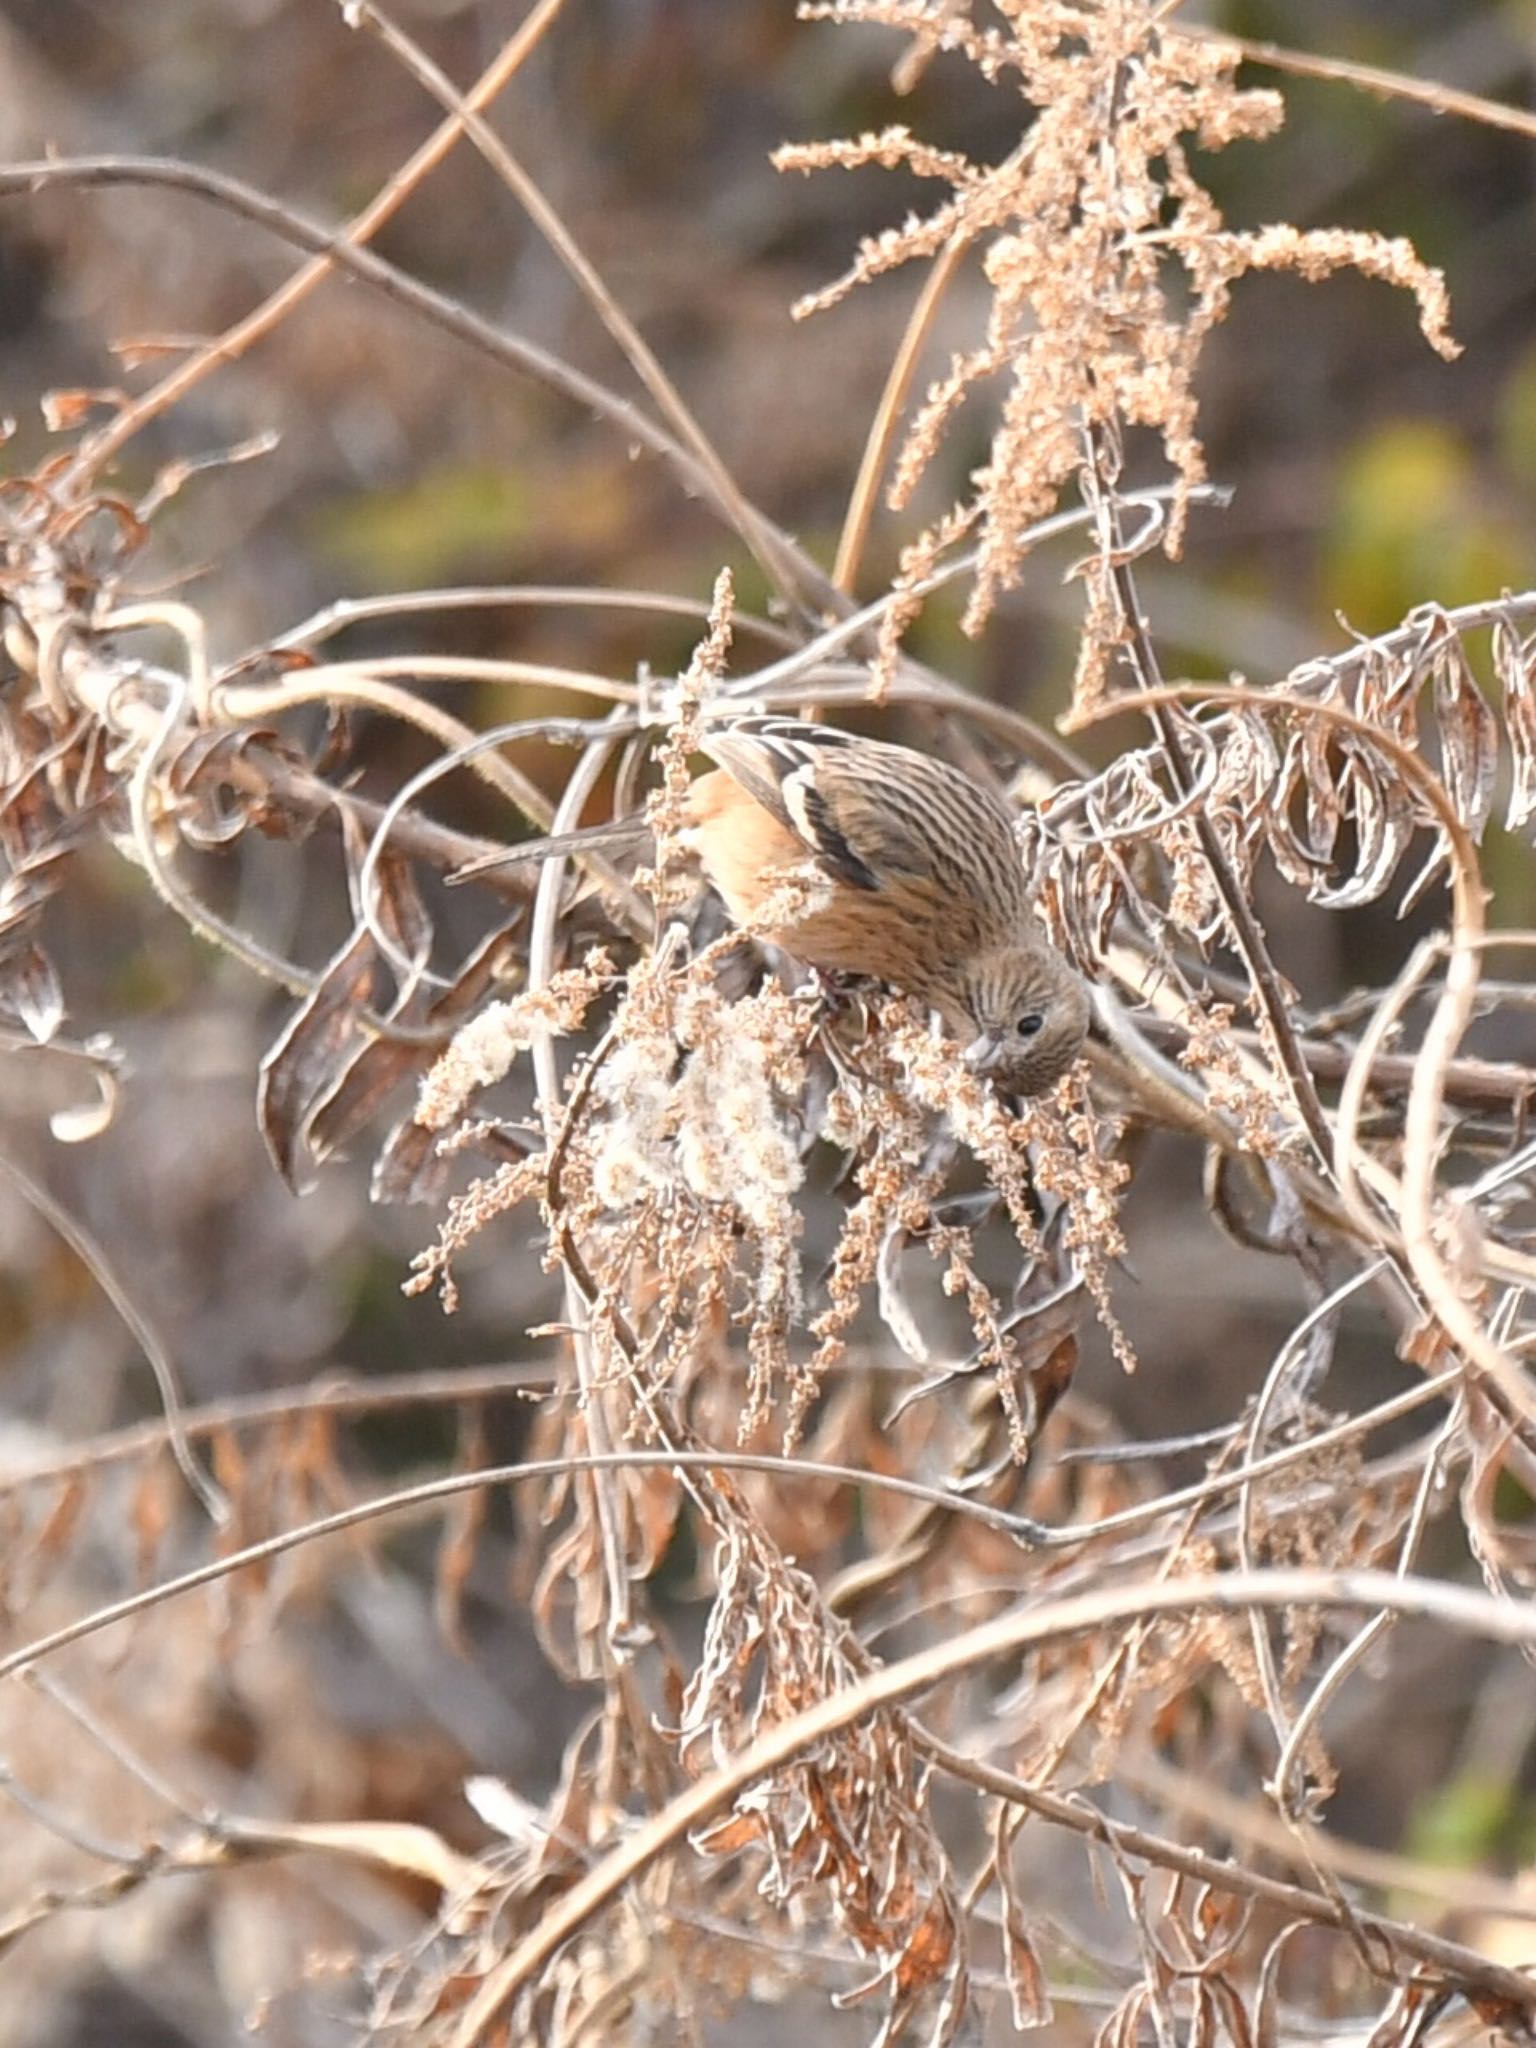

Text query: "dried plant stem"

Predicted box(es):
[1402, 930, 1535, 1415]
[0, 1368, 1452, 1595]
[832, 232, 972, 599]
[0, 1154, 225, 1525]
[1194, 27, 1536, 143]
[1270, 1390, 1464, 1816]
[921, 1734, 1536, 2012]
[1082, 680, 1536, 1427]
[1086, 459, 1335, 1167]
[528, 722, 641, 1653]
[1333, 939, 1444, 1248]
[272, 584, 804, 655]
[86, 610, 328, 1003]
[454, 1565, 1536, 2043]
[85, 622, 550, 1029]
[354, 3, 812, 620]
[0, 155, 828, 583]
[0, 1363, 557, 1496]
[59, 0, 570, 492]
[1130, 1017, 1533, 1119]
[0, 1450, 1053, 1684]
[218, 744, 545, 897]
[1125, 1747, 1536, 1921]
[542, 1019, 644, 1369]
[223, 654, 638, 712]
[1288, 591, 1536, 694]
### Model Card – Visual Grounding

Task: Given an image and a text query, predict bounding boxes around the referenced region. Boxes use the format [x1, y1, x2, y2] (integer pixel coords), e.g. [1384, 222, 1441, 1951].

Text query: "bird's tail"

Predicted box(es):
[449, 816, 652, 885]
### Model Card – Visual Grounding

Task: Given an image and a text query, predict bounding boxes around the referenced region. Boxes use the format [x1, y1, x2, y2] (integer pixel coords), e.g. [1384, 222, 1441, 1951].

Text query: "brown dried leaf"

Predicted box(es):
[894, 1893, 957, 1994]
[257, 928, 377, 1192]
[371, 1110, 455, 1206]
[130, 1457, 176, 1585]
[306, 1039, 418, 1172]
[1300, 713, 1342, 867]
[370, 852, 435, 991]
[339, 808, 433, 1001]
[1494, 617, 1536, 834]
[693, 1810, 766, 1856]
[1251, 1925, 1308, 2048]
[306, 923, 518, 1179]
[1262, 729, 1331, 891]
[434, 1408, 488, 1655]
[2, 941, 63, 1041]
[167, 725, 312, 849]
[627, 1464, 685, 1579]
[534, 1712, 608, 1877]
[996, 1822, 1053, 2030]
[31, 1473, 86, 1577]
[1366, 1979, 1452, 2048]
[1315, 750, 1410, 908]
[1432, 636, 1499, 840]
[41, 386, 128, 431]
[1206, 1976, 1255, 2048]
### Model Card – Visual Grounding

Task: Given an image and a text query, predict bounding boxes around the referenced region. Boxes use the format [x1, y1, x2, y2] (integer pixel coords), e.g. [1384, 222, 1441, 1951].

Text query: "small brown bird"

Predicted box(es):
[459, 716, 1090, 1097]
[682, 718, 1088, 1096]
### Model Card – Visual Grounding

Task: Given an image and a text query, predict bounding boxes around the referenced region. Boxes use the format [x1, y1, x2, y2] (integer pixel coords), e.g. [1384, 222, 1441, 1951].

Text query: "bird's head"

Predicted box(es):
[951, 943, 1090, 1099]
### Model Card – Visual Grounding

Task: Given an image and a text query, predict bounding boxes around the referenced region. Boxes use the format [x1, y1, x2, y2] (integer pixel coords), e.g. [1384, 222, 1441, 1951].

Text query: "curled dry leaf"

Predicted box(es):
[1430, 632, 1500, 842]
[257, 927, 378, 1193]
[1493, 615, 1536, 835]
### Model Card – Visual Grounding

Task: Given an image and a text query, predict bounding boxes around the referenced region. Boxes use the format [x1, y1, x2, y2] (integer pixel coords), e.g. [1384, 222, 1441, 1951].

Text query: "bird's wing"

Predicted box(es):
[700, 716, 1027, 920]
[699, 718, 882, 891]
[698, 718, 849, 824]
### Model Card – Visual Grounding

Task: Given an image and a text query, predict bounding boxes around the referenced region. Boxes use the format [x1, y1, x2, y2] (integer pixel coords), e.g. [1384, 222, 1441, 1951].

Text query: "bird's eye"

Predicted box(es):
[1015, 1011, 1044, 1038]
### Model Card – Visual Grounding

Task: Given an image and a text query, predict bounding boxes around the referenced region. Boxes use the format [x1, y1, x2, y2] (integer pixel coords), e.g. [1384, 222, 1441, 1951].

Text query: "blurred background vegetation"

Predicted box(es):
[0, 3, 1534, 2040]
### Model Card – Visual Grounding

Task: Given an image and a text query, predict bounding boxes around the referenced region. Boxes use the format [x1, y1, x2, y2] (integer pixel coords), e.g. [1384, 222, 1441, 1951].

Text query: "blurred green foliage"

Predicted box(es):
[1325, 420, 1523, 631]
[1407, 1772, 1536, 1870]
[311, 452, 643, 587]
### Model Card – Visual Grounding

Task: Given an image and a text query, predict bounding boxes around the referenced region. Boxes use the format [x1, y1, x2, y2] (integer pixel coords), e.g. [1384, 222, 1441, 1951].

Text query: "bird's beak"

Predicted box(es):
[962, 1033, 1005, 1074]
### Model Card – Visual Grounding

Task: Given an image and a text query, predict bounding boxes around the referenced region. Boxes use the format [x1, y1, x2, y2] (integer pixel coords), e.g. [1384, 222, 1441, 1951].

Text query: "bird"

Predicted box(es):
[456, 715, 1090, 1098]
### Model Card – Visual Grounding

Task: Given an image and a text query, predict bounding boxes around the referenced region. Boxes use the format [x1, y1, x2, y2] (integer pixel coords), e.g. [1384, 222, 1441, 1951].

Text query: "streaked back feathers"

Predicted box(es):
[691, 717, 1089, 1095]
[700, 718, 1031, 942]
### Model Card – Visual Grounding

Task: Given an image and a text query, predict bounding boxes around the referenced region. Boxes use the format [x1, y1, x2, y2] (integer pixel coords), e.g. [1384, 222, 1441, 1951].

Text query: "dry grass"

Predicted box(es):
[0, 2, 1533, 2044]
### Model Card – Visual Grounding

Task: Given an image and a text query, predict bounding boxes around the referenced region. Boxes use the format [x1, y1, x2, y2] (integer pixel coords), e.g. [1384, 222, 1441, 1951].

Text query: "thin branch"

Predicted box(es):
[58, 0, 571, 490]
[1131, 1014, 1535, 1119]
[1125, 1746, 1536, 1923]
[922, 1734, 1536, 2012]
[452, 1565, 1536, 2041]
[526, 719, 643, 1651]
[0, 156, 834, 606]
[0, 1361, 556, 1497]
[832, 231, 973, 598]
[0, 1153, 225, 1524]
[270, 583, 804, 655]
[0, 1448, 1056, 1685]
[1085, 447, 1335, 1166]
[1193, 26, 1536, 143]
[352, 2, 813, 620]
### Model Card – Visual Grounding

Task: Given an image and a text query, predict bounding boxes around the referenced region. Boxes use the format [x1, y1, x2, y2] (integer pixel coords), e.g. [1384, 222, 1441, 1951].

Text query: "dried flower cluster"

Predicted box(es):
[0, 3, 1532, 2046]
[780, 0, 1457, 701]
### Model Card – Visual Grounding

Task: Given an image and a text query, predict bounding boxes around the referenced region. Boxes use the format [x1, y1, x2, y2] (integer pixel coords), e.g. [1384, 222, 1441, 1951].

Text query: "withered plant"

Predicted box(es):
[0, 3, 1534, 2045]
